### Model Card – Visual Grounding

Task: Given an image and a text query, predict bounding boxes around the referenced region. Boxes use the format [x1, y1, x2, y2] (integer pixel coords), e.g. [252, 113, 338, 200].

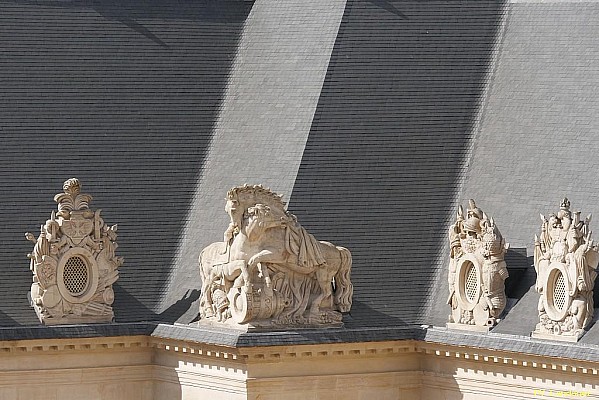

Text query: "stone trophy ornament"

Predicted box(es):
[199, 185, 353, 329]
[25, 178, 123, 325]
[447, 199, 509, 331]
[532, 198, 599, 342]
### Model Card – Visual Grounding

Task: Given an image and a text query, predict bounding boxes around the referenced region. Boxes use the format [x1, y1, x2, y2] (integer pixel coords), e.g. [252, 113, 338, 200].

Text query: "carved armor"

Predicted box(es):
[532, 199, 598, 341]
[26, 178, 123, 325]
[448, 200, 509, 330]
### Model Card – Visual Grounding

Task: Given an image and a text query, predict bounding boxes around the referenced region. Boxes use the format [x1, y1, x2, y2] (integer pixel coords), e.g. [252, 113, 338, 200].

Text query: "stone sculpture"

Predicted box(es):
[199, 185, 353, 329]
[26, 178, 123, 325]
[532, 198, 599, 341]
[447, 199, 509, 331]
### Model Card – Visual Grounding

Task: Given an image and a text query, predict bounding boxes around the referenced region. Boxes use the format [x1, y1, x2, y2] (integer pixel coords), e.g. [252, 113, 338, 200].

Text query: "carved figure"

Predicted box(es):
[532, 198, 598, 341]
[25, 178, 123, 325]
[199, 185, 353, 328]
[448, 199, 509, 329]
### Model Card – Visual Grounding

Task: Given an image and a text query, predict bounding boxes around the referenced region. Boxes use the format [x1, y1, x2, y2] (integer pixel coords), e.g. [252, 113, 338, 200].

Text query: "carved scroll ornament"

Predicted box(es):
[199, 185, 353, 329]
[532, 198, 598, 341]
[447, 200, 509, 331]
[26, 178, 123, 325]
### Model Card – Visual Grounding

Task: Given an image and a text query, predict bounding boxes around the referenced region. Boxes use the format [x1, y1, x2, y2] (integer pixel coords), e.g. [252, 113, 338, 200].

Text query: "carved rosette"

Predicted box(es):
[26, 178, 123, 325]
[532, 199, 599, 342]
[199, 185, 353, 330]
[447, 200, 509, 331]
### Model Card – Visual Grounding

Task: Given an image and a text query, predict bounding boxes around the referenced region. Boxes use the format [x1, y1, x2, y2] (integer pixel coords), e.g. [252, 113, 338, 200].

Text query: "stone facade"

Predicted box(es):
[26, 178, 123, 325]
[0, 333, 596, 400]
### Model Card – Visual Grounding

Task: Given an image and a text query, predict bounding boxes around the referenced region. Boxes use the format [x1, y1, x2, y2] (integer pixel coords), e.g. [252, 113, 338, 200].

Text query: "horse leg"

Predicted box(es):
[224, 260, 249, 291]
[310, 268, 334, 316]
[257, 263, 273, 296]
[248, 249, 281, 268]
[239, 260, 251, 291]
[249, 250, 283, 290]
[200, 268, 216, 318]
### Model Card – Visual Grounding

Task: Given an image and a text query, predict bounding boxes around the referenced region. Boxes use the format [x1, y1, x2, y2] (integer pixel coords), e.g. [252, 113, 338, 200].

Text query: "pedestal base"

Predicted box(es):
[33, 304, 114, 325]
[531, 329, 584, 343]
[198, 317, 344, 332]
[446, 322, 491, 333]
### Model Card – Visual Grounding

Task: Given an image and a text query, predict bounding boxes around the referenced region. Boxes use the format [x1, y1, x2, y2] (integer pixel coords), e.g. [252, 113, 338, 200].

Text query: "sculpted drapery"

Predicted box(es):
[199, 185, 353, 329]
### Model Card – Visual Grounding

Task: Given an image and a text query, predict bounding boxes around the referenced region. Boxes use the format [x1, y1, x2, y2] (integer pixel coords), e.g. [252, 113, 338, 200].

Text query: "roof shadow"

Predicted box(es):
[0, 0, 252, 325]
[504, 249, 535, 300]
[113, 284, 200, 323]
[290, 0, 506, 328]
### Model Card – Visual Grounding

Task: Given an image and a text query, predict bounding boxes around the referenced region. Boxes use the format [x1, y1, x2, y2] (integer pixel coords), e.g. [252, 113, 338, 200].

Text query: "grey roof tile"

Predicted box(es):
[159, 0, 348, 322]
[0, 0, 251, 325]
[2, 0, 599, 361]
[290, 0, 505, 328]
[427, 2, 599, 346]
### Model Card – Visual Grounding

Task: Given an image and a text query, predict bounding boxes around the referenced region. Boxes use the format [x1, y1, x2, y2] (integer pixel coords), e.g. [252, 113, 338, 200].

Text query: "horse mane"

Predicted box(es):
[227, 184, 287, 212]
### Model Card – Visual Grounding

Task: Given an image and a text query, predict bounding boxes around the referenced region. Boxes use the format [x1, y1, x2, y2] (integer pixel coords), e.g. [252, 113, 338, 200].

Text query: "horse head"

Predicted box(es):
[227, 185, 286, 221]
[243, 204, 286, 241]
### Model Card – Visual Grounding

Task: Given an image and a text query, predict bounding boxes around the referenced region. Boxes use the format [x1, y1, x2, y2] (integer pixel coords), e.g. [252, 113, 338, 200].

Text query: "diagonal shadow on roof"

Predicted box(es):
[364, 0, 408, 19]
[290, 0, 506, 329]
[0, 0, 252, 325]
[113, 284, 200, 324]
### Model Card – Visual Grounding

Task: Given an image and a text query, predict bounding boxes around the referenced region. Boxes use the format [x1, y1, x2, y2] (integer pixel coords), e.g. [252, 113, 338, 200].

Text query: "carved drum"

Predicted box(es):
[228, 287, 288, 324]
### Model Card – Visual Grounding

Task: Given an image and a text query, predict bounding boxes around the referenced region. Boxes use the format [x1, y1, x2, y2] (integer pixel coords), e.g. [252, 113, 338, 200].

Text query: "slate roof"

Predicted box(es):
[159, 0, 348, 322]
[0, 0, 251, 324]
[428, 0, 599, 348]
[289, 0, 504, 328]
[2, 0, 599, 362]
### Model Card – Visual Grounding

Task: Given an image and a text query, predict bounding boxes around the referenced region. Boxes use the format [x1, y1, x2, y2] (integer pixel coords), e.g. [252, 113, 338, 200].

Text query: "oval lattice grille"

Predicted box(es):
[465, 264, 478, 302]
[63, 256, 89, 295]
[554, 271, 566, 311]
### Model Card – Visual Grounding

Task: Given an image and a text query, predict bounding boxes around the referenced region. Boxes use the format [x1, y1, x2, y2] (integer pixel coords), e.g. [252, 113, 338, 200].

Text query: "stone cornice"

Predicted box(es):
[1, 322, 599, 374]
[418, 341, 599, 377]
[236, 340, 418, 361]
[152, 338, 241, 361]
[0, 335, 150, 354]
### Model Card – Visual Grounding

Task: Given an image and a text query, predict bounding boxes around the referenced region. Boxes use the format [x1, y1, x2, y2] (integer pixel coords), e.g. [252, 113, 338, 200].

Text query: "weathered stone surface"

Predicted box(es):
[447, 200, 509, 330]
[532, 198, 598, 341]
[26, 178, 123, 325]
[199, 185, 353, 329]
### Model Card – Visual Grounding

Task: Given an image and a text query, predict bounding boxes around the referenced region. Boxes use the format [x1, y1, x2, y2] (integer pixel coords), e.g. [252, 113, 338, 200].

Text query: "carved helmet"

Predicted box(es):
[463, 216, 482, 235]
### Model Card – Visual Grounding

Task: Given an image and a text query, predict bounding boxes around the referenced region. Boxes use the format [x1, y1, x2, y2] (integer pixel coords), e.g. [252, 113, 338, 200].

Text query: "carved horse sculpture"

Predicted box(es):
[199, 185, 353, 324]
[199, 204, 280, 318]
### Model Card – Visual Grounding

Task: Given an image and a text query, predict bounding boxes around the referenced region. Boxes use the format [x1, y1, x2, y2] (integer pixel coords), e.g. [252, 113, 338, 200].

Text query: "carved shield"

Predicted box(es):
[60, 213, 93, 244]
[36, 256, 58, 289]
[455, 253, 482, 312]
[542, 262, 571, 322]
